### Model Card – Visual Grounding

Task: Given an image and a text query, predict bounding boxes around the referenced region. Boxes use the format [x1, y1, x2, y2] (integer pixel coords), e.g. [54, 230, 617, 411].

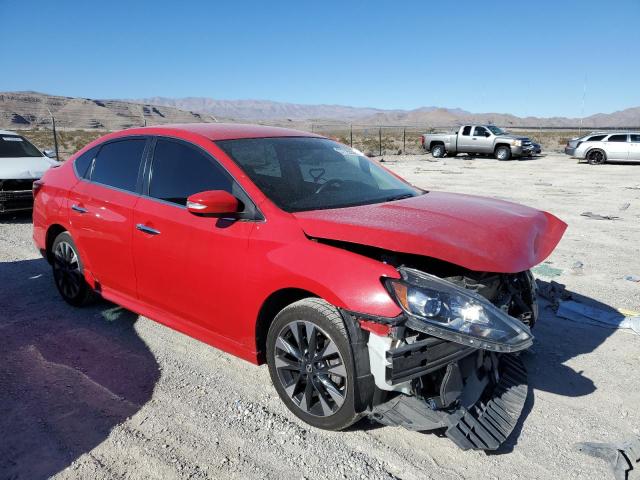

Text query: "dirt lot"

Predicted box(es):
[1, 153, 639, 480]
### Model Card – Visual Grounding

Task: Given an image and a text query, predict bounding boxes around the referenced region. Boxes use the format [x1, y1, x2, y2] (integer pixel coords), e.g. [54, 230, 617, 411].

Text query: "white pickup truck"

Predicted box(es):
[421, 125, 535, 160]
[0, 130, 60, 213]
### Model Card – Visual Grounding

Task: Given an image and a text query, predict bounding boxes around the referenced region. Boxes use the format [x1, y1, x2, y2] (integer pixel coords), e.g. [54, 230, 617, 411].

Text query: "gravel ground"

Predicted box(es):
[1, 153, 639, 480]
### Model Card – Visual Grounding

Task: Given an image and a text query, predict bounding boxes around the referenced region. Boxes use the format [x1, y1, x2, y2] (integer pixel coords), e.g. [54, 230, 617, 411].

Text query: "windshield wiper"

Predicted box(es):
[385, 193, 416, 202]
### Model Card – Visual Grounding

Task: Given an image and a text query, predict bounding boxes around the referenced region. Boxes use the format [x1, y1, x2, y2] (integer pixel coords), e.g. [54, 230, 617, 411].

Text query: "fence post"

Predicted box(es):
[403, 128, 406, 154]
[379, 127, 382, 156]
[46, 107, 60, 161]
[350, 124, 353, 147]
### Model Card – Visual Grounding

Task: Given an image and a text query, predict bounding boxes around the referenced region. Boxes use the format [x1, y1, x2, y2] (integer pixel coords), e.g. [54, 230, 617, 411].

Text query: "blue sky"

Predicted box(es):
[2, 0, 639, 117]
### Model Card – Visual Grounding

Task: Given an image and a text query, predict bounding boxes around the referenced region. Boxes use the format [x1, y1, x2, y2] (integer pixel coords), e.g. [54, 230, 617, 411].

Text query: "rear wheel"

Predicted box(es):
[587, 149, 606, 165]
[431, 144, 445, 158]
[266, 298, 359, 430]
[495, 145, 512, 161]
[51, 231, 96, 306]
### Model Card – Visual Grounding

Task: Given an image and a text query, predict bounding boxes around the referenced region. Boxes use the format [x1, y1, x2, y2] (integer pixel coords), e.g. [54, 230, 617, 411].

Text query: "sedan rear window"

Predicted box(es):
[0, 135, 43, 158]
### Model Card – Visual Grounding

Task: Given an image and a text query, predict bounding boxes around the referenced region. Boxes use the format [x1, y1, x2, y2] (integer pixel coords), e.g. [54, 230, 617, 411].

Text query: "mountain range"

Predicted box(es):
[1, 91, 639, 130]
[137, 96, 640, 128]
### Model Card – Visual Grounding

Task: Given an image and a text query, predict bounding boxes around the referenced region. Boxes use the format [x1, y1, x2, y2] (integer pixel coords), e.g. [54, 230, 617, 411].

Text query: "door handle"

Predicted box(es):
[136, 223, 161, 235]
[71, 204, 88, 214]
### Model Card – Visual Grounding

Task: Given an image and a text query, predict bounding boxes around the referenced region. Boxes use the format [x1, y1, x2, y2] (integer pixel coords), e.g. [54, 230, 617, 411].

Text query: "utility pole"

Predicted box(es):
[350, 124, 353, 147]
[379, 127, 382, 156]
[46, 107, 60, 160]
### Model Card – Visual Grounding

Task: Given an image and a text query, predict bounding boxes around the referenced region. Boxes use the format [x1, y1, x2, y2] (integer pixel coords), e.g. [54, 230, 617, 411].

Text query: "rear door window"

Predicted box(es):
[461, 126, 471, 136]
[90, 139, 146, 192]
[629, 134, 640, 142]
[149, 139, 232, 206]
[607, 134, 628, 142]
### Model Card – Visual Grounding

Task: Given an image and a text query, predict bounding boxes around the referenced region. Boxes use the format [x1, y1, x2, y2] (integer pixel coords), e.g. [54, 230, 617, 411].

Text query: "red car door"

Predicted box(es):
[68, 137, 147, 299]
[132, 138, 256, 339]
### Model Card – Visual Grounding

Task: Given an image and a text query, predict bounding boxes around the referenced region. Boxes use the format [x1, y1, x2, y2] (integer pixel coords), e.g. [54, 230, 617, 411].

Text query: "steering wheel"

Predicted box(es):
[314, 179, 344, 195]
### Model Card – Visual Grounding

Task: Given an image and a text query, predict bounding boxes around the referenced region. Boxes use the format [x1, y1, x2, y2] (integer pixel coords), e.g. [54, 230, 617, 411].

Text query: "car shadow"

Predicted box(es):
[0, 257, 160, 479]
[491, 281, 619, 454]
[0, 210, 33, 224]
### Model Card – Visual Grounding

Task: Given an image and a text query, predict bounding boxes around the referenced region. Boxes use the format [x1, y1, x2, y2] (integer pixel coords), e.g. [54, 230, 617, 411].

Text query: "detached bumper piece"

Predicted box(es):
[445, 354, 527, 450]
[371, 354, 528, 451]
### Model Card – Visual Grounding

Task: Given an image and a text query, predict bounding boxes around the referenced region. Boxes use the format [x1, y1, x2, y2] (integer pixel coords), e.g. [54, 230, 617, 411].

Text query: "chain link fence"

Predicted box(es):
[310, 124, 640, 155]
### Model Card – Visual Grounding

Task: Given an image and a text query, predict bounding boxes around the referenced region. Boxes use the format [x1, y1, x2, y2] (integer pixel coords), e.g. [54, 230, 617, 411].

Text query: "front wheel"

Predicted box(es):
[51, 231, 96, 306]
[266, 298, 359, 430]
[495, 145, 512, 161]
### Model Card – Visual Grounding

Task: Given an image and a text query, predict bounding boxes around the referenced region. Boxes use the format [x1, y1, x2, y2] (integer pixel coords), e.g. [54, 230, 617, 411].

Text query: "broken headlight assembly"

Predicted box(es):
[385, 268, 533, 353]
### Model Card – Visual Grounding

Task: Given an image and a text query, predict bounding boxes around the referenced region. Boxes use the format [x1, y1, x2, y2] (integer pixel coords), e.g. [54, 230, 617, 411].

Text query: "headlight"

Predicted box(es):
[512, 139, 522, 147]
[385, 268, 533, 352]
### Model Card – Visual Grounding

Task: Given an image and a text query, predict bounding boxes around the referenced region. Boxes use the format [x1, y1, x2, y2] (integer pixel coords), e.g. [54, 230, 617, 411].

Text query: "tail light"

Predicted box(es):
[420, 136, 425, 146]
[33, 180, 44, 197]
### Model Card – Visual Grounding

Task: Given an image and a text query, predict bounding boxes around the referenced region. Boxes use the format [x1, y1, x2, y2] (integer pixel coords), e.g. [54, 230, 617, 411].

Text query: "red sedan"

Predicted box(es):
[32, 124, 566, 450]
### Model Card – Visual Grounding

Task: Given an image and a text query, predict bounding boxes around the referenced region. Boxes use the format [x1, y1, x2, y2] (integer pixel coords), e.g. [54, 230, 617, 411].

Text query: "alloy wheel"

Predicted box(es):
[589, 150, 604, 164]
[274, 320, 347, 417]
[53, 241, 82, 299]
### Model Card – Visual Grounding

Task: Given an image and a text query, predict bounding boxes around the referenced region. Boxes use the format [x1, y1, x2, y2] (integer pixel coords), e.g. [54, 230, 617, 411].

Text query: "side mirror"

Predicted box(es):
[186, 190, 240, 216]
[43, 149, 57, 158]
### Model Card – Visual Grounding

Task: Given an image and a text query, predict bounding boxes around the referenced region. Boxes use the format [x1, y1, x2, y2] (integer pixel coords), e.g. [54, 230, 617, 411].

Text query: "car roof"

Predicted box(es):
[0, 129, 19, 136]
[128, 123, 322, 141]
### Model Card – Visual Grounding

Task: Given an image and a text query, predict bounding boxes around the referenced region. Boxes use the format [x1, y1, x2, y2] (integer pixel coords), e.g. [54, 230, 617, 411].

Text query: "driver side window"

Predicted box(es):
[149, 139, 232, 206]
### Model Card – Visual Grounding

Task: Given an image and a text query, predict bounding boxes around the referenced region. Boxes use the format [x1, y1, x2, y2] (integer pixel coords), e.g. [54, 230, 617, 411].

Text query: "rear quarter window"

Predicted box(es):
[586, 135, 606, 142]
[73, 146, 99, 179]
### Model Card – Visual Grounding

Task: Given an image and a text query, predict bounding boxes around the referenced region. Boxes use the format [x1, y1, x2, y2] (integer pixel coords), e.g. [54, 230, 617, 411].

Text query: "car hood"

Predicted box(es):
[293, 192, 567, 273]
[0, 156, 59, 180]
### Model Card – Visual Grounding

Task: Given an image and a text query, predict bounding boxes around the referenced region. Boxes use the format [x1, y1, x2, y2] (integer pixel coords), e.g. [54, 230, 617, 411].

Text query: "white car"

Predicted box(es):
[565, 131, 640, 165]
[0, 129, 60, 213]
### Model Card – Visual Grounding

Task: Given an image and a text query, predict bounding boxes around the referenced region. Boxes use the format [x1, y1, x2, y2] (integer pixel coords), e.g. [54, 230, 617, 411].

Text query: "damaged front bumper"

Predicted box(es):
[370, 343, 527, 450]
[343, 268, 536, 451]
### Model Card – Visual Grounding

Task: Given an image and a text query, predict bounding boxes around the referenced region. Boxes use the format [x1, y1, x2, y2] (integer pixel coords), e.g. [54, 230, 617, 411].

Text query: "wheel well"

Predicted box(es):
[494, 143, 510, 151]
[45, 224, 66, 263]
[255, 288, 318, 364]
[587, 148, 605, 158]
[429, 141, 444, 151]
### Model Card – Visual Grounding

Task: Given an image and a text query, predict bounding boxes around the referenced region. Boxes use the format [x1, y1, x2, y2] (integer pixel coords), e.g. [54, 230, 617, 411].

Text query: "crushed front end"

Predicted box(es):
[347, 266, 537, 451]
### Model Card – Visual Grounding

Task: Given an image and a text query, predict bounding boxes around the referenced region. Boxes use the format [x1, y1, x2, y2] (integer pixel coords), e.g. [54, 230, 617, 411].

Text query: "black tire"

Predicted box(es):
[495, 145, 512, 161]
[431, 144, 445, 158]
[587, 149, 606, 165]
[266, 298, 359, 431]
[51, 231, 97, 306]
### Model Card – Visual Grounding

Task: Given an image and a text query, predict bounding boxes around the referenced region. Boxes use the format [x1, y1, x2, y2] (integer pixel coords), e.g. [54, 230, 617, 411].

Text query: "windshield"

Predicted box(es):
[0, 135, 43, 158]
[216, 137, 420, 212]
[486, 126, 506, 135]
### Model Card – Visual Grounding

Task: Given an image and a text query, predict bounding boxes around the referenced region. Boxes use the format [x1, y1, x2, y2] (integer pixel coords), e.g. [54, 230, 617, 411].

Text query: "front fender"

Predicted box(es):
[236, 218, 402, 350]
